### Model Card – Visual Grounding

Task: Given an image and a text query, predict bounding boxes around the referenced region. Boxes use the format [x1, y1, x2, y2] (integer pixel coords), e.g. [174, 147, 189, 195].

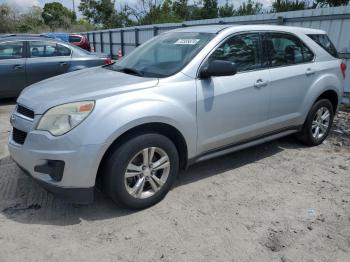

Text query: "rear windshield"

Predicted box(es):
[307, 34, 338, 58]
[69, 35, 82, 43]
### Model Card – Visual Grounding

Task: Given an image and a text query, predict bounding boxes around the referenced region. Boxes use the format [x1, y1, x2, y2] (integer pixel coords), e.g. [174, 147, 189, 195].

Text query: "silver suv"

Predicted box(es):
[8, 25, 346, 209]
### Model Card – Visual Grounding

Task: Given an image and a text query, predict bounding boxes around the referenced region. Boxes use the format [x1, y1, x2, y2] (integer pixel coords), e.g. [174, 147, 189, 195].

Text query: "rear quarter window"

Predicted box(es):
[307, 34, 338, 58]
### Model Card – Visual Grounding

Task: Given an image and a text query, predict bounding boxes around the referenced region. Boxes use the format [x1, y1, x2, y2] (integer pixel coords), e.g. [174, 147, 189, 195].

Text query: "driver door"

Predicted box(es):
[196, 33, 271, 154]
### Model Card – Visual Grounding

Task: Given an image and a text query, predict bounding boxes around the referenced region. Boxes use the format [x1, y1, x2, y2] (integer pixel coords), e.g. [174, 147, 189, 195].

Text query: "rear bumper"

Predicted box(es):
[14, 159, 94, 204]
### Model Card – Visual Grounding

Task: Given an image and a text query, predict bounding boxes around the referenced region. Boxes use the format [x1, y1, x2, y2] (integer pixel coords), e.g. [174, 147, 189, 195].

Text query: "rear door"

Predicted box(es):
[26, 41, 72, 85]
[263, 32, 316, 131]
[0, 41, 26, 98]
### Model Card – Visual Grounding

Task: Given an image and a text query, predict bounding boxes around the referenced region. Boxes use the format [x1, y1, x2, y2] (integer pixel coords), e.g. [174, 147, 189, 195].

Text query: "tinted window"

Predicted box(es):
[56, 44, 71, 56]
[307, 34, 338, 58]
[265, 33, 314, 67]
[69, 35, 82, 43]
[209, 33, 261, 72]
[29, 41, 71, 57]
[0, 42, 23, 60]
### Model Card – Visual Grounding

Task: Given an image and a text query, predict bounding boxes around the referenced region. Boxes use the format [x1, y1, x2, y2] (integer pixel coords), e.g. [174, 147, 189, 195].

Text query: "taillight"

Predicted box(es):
[104, 58, 112, 65]
[340, 62, 346, 79]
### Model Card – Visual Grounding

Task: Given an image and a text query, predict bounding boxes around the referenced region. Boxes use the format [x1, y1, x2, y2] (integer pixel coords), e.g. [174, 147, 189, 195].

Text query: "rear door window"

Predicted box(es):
[307, 34, 338, 58]
[29, 41, 71, 57]
[0, 41, 24, 60]
[264, 33, 314, 67]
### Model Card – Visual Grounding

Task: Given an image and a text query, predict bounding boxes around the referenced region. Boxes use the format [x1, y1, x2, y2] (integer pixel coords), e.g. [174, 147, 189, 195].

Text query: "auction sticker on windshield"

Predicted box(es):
[174, 39, 200, 45]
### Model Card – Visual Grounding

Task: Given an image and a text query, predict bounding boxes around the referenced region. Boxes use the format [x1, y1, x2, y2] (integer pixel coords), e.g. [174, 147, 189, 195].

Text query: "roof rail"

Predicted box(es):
[0, 34, 17, 37]
[0, 34, 52, 38]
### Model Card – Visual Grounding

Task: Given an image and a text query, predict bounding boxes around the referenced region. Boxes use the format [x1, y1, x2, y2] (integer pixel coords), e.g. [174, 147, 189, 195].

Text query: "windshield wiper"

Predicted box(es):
[118, 67, 144, 77]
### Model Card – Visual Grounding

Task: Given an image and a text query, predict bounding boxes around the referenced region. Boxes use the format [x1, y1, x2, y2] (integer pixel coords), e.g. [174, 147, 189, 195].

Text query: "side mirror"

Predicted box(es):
[200, 60, 237, 79]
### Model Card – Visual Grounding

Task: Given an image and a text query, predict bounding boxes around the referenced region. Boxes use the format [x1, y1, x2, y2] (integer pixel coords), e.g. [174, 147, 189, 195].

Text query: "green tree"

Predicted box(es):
[42, 2, 76, 29]
[137, 4, 160, 24]
[201, 0, 218, 19]
[79, 0, 99, 24]
[79, 0, 133, 28]
[114, 5, 137, 27]
[71, 19, 96, 31]
[172, 0, 190, 20]
[236, 0, 263, 16]
[187, 1, 203, 20]
[314, 0, 349, 6]
[0, 4, 16, 33]
[272, 0, 306, 12]
[218, 0, 235, 17]
[16, 6, 46, 33]
[79, 0, 115, 26]
[161, 0, 182, 22]
[140, 0, 182, 25]
[96, 0, 116, 27]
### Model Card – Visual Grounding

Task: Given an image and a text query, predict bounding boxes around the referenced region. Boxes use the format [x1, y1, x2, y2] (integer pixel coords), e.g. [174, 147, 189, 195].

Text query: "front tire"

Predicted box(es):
[103, 133, 179, 209]
[297, 99, 334, 146]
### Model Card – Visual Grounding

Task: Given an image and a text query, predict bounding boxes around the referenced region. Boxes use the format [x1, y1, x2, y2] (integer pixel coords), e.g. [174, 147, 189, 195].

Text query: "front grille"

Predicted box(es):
[17, 105, 34, 119]
[12, 128, 27, 145]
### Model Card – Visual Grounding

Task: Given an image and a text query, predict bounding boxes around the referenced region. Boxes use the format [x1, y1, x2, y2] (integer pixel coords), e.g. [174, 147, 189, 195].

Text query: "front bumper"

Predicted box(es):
[8, 127, 108, 204]
[14, 160, 94, 204]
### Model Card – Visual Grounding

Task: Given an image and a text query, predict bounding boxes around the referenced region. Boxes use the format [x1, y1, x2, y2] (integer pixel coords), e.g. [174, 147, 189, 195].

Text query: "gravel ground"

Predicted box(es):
[0, 100, 349, 262]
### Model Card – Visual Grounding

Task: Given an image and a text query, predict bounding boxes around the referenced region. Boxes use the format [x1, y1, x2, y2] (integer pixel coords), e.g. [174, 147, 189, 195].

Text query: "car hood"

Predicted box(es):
[18, 66, 159, 114]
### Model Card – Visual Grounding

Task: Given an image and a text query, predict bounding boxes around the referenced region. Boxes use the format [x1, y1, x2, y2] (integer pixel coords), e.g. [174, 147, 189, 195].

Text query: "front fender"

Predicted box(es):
[79, 91, 197, 160]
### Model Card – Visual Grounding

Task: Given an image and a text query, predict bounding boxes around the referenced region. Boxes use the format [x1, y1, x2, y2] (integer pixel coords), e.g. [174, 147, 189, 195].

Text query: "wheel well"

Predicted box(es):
[95, 123, 188, 186]
[316, 90, 338, 112]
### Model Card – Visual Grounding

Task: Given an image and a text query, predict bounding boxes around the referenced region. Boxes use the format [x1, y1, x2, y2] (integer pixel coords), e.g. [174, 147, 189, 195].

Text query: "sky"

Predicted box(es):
[0, 0, 273, 13]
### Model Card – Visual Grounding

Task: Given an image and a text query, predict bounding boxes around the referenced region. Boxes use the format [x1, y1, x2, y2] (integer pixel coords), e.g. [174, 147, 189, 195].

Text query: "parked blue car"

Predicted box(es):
[41, 32, 70, 42]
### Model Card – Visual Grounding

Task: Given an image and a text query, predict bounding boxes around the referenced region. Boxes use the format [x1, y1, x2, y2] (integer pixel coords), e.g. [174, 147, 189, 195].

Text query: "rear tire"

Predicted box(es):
[102, 133, 179, 209]
[296, 99, 334, 146]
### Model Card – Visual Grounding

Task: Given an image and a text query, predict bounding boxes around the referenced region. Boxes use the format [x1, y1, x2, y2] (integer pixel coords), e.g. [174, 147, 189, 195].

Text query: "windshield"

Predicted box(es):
[108, 32, 214, 77]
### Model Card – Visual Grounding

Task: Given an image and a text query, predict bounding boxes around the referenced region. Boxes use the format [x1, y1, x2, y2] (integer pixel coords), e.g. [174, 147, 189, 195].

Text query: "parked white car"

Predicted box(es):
[9, 25, 346, 209]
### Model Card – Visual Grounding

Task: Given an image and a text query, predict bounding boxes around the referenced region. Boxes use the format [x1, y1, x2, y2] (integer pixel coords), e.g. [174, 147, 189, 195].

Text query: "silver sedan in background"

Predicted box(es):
[0, 35, 111, 98]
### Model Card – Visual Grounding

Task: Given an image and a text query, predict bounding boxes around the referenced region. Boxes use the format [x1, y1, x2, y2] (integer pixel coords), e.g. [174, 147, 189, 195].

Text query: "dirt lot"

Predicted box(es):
[0, 100, 349, 262]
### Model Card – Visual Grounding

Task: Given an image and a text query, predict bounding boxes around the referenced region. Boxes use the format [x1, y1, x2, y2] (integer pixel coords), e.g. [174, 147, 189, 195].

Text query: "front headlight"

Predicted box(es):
[37, 101, 95, 136]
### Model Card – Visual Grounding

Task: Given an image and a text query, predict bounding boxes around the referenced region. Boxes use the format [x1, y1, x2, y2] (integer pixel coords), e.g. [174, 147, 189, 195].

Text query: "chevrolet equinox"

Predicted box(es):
[9, 25, 346, 209]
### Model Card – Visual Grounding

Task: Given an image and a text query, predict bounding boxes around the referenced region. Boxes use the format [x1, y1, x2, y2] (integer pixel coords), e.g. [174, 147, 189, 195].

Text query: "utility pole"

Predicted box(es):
[72, 0, 75, 13]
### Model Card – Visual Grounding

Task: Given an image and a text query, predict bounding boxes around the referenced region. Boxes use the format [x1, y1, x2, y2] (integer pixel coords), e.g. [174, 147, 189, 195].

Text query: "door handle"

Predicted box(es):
[59, 62, 68, 67]
[13, 65, 23, 70]
[254, 79, 268, 88]
[305, 68, 315, 76]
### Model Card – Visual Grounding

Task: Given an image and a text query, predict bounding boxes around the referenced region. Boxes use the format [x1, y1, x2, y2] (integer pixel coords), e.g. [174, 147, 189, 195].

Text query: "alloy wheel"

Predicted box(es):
[124, 147, 170, 199]
[311, 106, 330, 140]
